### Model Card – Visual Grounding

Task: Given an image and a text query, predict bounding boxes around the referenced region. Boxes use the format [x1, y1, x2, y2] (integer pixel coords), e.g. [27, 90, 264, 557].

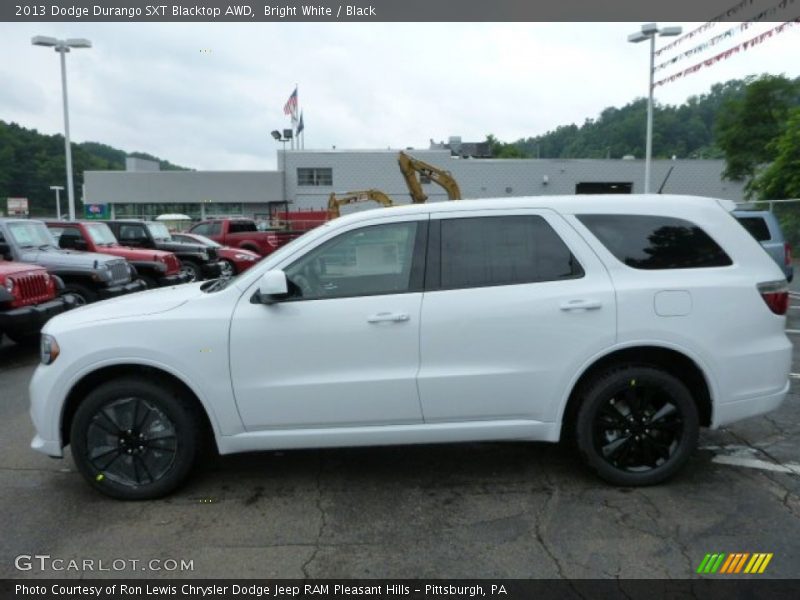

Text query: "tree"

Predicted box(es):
[751, 107, 800, 200]
[715, 74, 800, 188]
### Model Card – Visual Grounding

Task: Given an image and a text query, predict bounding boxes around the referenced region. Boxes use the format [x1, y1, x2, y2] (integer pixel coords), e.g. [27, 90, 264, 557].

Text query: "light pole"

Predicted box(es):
[627, 23, 682, 194]
[49, 185, 64, 220]
[271, 129, 294, 205]
[32, 36, 92, 221]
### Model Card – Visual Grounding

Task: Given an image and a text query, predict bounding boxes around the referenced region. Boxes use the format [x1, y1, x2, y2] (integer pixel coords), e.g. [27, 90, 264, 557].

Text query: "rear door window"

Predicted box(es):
[578, 214, 732, 269]
[431, 215, 584, 290]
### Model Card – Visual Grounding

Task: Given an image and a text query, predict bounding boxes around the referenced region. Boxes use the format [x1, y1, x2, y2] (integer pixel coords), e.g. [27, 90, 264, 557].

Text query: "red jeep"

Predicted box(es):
[0, 260, 75, 344]
[46, 221, 188, 289]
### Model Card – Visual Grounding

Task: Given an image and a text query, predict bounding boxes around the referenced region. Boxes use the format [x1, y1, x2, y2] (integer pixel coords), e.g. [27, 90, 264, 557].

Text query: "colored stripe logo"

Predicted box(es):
[696, 553, 773, 574]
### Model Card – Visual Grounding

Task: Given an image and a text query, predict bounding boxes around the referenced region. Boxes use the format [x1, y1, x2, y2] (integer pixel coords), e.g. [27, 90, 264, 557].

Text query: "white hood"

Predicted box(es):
[46, 283, 205, 331]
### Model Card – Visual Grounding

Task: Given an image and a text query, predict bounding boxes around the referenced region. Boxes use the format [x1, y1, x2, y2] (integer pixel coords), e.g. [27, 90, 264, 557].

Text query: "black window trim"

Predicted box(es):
[424, 215, 585, 292]
[276, 218, 429, 303]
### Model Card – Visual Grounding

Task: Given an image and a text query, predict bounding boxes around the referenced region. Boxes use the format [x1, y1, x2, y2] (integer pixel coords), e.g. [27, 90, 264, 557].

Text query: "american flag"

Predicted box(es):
[283, 87, 298, 119]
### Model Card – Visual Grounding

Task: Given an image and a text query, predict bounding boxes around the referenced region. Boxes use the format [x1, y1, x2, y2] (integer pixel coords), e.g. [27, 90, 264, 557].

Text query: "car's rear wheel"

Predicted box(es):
[70, 378, 200, 500]
[575, 366, 698, 486]
[179, 260, 201, 282]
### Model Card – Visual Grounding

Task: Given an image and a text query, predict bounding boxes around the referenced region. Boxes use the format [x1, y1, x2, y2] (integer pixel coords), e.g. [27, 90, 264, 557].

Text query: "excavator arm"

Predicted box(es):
[327, 189, 394, 220]
[397, 151, 462, 204]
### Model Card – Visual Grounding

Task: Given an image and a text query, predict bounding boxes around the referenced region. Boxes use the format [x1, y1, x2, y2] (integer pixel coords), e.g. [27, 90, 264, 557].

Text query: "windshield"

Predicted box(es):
[146, 222, 172, 241]
[7, 221, 56, 248]
[85, 223, 119, 246]
[182, 233, 221, 248]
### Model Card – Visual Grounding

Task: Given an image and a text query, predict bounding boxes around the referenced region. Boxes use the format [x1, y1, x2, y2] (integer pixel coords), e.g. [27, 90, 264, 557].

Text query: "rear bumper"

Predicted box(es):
[158, 272, 192, 286]
[98, 279, 146, 299]
[0, 296, 75, 337]
[712, 380, 790, 428]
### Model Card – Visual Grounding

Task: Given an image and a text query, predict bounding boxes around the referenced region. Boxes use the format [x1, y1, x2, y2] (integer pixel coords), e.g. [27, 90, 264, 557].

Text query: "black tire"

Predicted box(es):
[63, 283, 96, 305]
[70, 378, 201, 500]
[178, 260, 201, 282]
[137, 275, 158, 289]
[575, 365, 698, 486]
[220, 259, 236, 278]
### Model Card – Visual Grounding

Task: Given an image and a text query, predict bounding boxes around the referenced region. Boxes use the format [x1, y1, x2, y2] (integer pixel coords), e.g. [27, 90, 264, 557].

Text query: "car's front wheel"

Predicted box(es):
[70, 378, 200, 500]
[575, 366, 698, 486]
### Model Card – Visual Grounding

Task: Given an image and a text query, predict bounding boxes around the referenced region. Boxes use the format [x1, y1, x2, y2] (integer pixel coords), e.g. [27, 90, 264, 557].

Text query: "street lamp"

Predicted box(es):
[628, 23, 682, 194]
[271, 129, 294, 205]
[32, 35, 92, 221]
[49, 185, 64, 220]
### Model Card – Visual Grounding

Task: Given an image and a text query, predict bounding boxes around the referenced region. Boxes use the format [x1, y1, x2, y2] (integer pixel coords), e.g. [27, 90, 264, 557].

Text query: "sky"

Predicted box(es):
[0, 21, 798, 170]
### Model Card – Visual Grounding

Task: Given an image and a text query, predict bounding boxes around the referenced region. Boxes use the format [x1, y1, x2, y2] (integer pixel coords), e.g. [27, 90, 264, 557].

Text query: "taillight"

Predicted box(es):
[785, 242, 792, 266]
[758, 280, 789, 315]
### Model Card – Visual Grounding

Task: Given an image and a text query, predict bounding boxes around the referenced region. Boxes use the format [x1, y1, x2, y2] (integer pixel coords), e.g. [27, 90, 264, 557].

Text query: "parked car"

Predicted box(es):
[45, 221, 189, 289]
[30, 195, 791, 499]
[171, 232, 260, 275]
[189, 218, 298, 257]
[0, 260, 76, 344]
[0, 219, 144, 305]
[732, 210, 793, 282]
[104, 220, 224, 282]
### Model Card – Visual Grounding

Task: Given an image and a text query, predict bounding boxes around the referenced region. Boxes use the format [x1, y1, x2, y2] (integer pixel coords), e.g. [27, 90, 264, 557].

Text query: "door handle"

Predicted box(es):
[367, 312, 410, 323]
[560, 299, 602, 311]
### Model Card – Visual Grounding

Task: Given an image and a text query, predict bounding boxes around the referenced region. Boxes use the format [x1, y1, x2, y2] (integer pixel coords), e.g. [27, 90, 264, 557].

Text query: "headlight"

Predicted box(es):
[40, 334, 60, 365]
[234, 253, 257, 261]
[4, 278, 14, 293]
[200, 251, 209, 261]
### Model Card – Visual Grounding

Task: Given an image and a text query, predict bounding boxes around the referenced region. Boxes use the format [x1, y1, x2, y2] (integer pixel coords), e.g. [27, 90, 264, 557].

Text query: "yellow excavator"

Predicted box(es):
[326, 189, 394, 220]
[397, 151, 462, 204]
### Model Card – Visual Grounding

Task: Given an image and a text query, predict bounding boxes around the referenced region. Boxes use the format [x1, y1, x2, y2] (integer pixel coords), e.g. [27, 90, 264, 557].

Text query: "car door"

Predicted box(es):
[417, 208, 616, 424]
[230, 215, 428, 430]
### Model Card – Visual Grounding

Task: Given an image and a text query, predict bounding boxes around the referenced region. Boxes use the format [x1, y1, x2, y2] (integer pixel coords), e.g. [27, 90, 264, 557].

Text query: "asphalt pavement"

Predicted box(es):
[1, 283, 799, 580]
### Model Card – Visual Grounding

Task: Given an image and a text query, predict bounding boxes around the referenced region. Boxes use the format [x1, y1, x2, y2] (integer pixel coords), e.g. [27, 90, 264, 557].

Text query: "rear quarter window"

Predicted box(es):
[735, 216, 772, 242]
[577, 214, 732, 270]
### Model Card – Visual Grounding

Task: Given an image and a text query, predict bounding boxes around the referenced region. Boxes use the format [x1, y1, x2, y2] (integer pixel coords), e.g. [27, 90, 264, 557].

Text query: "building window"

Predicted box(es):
[297, 168, 333, 186]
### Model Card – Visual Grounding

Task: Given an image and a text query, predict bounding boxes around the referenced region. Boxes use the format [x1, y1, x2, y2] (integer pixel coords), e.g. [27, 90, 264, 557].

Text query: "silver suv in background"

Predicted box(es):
[733, 210, 793, 282]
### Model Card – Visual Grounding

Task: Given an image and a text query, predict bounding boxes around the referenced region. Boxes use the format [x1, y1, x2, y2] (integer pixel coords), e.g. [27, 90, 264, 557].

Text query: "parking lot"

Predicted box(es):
[2, 285, 800, 580]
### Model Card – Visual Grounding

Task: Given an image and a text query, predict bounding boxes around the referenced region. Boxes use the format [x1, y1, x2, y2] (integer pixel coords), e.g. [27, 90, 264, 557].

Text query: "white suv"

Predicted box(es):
[29, 195, 792, 499]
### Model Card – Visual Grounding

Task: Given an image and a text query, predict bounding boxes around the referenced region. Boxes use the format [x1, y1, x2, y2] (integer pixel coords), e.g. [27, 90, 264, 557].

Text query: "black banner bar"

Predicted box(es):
[3, 0, 798, 23]
[4, 580, 800, 600]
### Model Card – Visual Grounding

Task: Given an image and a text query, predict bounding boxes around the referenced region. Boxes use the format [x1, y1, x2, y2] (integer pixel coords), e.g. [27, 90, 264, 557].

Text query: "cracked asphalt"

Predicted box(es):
[1, 298, 799, 580]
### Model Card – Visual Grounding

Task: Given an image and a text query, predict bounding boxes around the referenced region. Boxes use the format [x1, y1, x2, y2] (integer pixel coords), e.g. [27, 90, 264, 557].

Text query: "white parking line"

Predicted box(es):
[702, 445, 800, 476]
[786, 329, 800, 334]
[791, 373, 800, 380]
[712, 455, 800, 475]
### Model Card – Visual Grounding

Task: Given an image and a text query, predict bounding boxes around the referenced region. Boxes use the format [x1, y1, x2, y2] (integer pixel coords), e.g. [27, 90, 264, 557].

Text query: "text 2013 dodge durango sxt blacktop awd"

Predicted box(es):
[29, 195, 791, 499]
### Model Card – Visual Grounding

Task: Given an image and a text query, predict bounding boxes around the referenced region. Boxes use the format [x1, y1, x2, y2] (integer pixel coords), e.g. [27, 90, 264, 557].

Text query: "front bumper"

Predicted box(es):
[201, 261, 224, 279]
[98, 279, 147, 299]
[0, 296, 76, 338]
[158, 272, 192, 287]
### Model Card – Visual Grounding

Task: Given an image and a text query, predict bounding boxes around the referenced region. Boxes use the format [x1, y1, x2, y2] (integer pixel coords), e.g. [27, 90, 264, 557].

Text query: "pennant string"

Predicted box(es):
[653, 19, 799, 88]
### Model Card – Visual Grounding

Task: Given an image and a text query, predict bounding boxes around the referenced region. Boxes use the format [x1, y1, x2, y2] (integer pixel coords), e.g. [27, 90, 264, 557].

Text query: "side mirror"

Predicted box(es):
[253, 270, 289, 305]
[0, 242, 10, 260]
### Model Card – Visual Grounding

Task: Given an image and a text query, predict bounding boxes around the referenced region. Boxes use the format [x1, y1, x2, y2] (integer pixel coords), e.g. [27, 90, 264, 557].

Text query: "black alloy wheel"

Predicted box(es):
[576, 366, 699, 486]
[71, 378, 200, 499]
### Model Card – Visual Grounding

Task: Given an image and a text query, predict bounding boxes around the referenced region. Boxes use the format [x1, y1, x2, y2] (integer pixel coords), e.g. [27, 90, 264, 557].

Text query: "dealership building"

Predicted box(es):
[83, 147, 746, 221]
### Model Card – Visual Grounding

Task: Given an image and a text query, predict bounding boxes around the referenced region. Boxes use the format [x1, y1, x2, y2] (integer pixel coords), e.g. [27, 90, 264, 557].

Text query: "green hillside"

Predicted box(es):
[0, 120, 188, 217]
